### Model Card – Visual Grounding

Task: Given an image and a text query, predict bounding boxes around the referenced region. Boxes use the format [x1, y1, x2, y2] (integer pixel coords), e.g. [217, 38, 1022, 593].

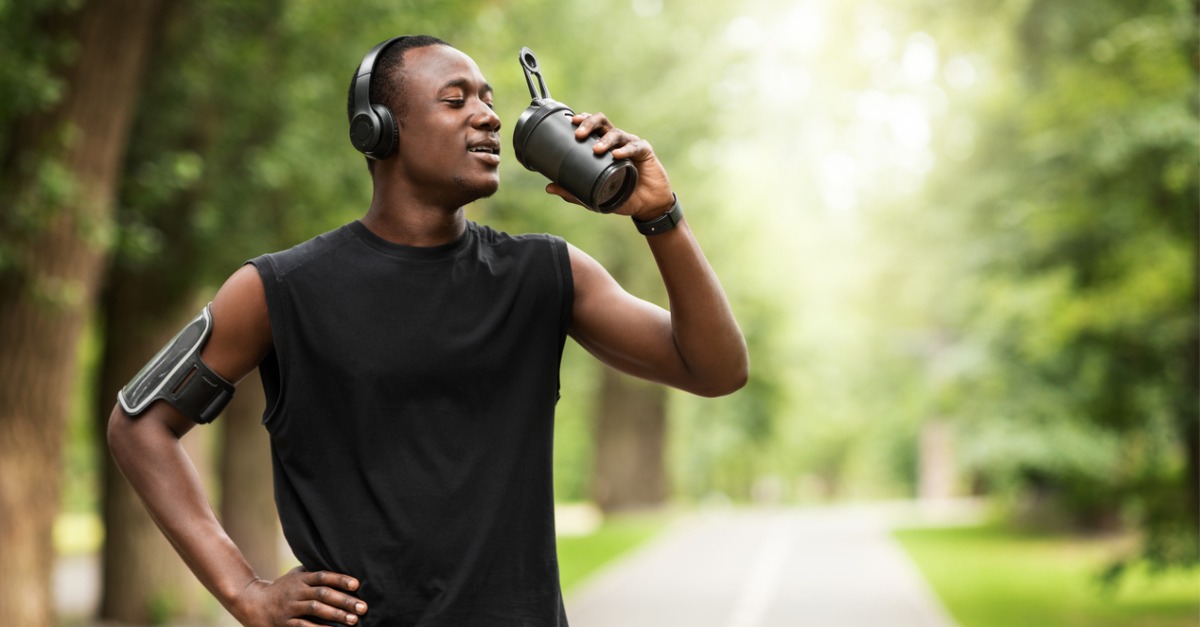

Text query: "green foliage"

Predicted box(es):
[648, 0, 1200, 568]
[0, 0, 83, 276]
[115, 0, 297, 286]
[146, 588, 183, 626]
[0, 0, 79, 128]
[671, 297, 791, 501]
[949, 0, 1194, 551]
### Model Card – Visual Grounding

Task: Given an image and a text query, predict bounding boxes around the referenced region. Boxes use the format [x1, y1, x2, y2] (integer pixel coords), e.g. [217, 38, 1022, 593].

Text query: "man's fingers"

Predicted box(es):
[572, 111, 611, 138]
[284, 619, 327, 627]
[311, 585, 368, 614]
[545, 183, 583, 205]
[286, 570, 367, 624]
[303, 569, 360, 592]
[592, 128, 638, 154]
[290, 598, 363, 625]
[569, 111, 652, 162]
[610, 137, 653, 161]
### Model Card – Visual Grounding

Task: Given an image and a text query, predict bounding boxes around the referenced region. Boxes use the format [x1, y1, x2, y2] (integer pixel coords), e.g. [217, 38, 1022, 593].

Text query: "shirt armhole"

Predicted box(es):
[245, 256, 287, 427]
[549, 236, 573, 344]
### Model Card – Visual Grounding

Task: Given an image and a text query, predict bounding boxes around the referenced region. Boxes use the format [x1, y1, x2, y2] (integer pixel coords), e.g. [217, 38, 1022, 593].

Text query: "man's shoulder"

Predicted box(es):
[250, 223, 357, 278]
[471, 221, 564, 252]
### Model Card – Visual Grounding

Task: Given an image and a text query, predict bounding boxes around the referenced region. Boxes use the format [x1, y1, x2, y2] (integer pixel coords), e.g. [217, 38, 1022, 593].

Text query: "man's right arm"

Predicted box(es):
[107, 264, 368, 627]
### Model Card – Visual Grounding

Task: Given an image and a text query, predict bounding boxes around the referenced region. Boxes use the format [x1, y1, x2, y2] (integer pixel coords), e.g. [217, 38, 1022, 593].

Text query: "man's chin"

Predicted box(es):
[454, 176, 499, 201]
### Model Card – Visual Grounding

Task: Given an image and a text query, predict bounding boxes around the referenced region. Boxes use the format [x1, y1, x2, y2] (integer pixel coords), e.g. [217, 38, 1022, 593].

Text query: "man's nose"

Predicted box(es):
[473, 103, 501, 131]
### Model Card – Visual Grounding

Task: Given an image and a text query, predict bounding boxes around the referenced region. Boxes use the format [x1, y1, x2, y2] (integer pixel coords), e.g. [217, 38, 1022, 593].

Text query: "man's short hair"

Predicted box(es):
[346, 35, 450, 171]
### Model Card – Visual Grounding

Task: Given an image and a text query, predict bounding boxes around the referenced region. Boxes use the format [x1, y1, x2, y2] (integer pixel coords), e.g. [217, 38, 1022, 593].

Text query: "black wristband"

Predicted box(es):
[632, 196, 683, 236]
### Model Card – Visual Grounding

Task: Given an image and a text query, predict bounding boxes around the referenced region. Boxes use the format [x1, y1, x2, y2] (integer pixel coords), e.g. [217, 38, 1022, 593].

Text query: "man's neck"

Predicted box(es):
[360, 173, 470, 247]
[360, 201, 466, 247]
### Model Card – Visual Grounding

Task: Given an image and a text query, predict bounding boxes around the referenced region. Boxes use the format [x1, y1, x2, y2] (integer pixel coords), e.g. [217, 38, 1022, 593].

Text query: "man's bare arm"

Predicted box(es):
[557, 112, 749, 397]
[107, 265, 368, 626]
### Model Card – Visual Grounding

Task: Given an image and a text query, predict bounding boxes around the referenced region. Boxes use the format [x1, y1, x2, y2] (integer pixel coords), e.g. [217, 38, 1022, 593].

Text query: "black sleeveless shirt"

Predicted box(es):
[249, 220, 573, 626]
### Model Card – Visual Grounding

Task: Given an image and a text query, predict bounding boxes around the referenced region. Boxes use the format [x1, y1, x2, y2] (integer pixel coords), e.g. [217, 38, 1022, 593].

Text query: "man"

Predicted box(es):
[108, 35, 747, 626]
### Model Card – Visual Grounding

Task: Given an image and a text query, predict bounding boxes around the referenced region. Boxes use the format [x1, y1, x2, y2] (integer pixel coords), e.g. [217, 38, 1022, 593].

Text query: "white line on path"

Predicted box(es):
[725, 516, 796, 627]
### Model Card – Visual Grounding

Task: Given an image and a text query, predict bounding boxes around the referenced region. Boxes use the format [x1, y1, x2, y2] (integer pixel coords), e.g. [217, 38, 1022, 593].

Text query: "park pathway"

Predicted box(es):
[566, 503, 969, 627]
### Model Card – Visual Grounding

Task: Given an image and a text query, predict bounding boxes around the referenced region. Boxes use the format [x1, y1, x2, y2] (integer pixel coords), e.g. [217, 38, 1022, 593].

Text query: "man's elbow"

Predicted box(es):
[693, 357, 750, 398]
[106, 403, 156, 470]
[106, 404, 134, 464]
[711, 370, 750, 398]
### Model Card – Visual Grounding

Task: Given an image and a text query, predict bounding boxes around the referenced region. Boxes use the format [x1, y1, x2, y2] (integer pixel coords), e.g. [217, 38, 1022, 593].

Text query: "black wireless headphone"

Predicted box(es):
[348, 37, 405, 160]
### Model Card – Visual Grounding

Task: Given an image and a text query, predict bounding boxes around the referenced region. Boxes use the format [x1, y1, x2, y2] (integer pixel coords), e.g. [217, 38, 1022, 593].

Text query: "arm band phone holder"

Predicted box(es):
[117, 304, 235, 424]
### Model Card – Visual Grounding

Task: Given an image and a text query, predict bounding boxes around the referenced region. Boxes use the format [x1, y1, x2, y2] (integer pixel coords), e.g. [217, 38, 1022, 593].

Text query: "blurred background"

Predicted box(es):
[0, 0, 1196, 625]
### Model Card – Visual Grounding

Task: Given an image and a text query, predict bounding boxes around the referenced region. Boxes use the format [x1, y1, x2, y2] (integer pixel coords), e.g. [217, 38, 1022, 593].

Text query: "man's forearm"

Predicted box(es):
[107, 406, 259, 619]
[644, 217, 749, 396]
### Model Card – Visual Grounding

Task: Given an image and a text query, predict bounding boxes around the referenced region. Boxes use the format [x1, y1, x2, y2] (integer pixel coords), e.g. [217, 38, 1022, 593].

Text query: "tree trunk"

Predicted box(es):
[589, 367, 669, 513]
[219, 368, 280, 579]
[93, 1, 292, 618]
[95, 286, 204, 624]
[0, 1, 165, 625]
[917, 419, 957, 502]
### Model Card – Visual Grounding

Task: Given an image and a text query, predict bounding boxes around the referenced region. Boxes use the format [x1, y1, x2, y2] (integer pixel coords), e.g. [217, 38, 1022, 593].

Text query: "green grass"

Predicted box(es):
[894, 523, 1200, 627]
[556, 513, 668, 593]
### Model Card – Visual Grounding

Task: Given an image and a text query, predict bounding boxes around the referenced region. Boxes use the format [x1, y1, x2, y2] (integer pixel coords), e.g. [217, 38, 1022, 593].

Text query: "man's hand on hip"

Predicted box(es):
[235, 567, 368, 627]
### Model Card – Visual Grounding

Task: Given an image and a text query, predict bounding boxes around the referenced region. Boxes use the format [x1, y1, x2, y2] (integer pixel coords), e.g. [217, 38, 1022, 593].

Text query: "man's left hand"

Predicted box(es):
[544, 112, 676, 221]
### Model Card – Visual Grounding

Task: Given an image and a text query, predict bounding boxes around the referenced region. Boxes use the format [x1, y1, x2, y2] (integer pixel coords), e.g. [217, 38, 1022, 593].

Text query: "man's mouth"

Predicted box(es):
[468, 141, 501, 167]
[468, 142, 500, 156]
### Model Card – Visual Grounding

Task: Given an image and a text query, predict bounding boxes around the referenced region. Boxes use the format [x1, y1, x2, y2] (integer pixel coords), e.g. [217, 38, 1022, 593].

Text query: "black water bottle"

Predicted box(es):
[512, 48, 638, 213]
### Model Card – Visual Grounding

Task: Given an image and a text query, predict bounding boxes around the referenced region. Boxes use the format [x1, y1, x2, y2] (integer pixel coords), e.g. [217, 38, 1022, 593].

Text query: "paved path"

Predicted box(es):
[566, 504, 965, 627]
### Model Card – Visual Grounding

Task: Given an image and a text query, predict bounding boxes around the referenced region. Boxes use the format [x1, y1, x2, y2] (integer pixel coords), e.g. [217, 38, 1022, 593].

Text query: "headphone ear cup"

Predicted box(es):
[370, 104, 398, 159]
[349, 109, 382, 154]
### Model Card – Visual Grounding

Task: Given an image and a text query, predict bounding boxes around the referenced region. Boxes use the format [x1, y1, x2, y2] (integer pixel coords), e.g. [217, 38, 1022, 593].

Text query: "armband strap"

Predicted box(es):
[632, 195, 683, 236]
[117, 304, 235, 424]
